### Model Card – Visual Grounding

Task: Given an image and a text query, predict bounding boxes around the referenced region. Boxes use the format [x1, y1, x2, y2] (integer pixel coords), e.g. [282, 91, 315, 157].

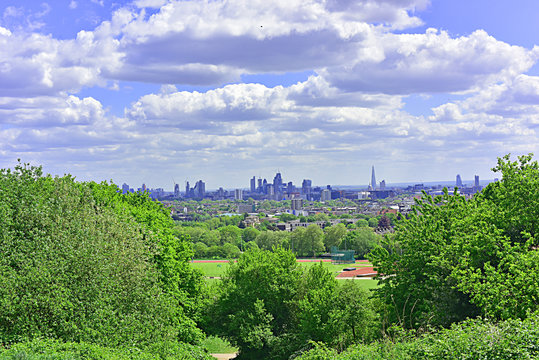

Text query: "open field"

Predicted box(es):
[192, 259, 374, 278]
[194, 259, 380, 293]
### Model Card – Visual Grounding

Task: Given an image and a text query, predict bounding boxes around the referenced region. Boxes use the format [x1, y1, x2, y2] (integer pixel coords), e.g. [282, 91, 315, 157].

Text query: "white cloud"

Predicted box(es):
[324, 29, 539, 94]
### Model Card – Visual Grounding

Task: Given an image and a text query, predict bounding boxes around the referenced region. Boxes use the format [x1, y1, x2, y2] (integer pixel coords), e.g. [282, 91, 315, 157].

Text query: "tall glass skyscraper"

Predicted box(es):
[371, 166, 376, 190]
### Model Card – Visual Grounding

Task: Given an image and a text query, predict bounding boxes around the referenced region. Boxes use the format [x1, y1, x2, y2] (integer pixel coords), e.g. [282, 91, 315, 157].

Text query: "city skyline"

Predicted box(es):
[0, 0, 537, 188]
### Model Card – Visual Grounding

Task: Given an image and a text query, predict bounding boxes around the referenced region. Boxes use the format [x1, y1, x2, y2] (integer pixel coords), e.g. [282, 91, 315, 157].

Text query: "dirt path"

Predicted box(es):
[211, 354, 237, 360]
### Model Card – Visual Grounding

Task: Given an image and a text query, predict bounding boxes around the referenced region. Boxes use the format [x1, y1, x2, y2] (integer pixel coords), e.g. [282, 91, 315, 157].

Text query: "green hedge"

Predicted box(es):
[0, 339, 213, 360]
[296, 314, 539, 360]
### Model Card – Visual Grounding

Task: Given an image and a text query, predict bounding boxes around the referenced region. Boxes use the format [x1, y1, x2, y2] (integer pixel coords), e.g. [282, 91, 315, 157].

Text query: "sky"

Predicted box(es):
[0, 0, 538, 190]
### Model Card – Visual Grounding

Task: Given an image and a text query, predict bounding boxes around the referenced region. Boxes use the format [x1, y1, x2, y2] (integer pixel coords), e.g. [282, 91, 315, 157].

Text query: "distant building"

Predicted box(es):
[194, 180, 205, 198]
[174, 183, 180, 197]
[185, 181, 190, 197]
[142, 183, 147, 192]
[371, 166, 376, 190]
[250, 176, 256, 193]
[456, 174, 463, 187]
[235, 189, 243, 200]
[379, 180, 386, 190]
[291, 198, 303, 210]
[321, 189, 331, 201]
[302, 179, 312, 199]
[121, 183, 130, 194]
[237, 204, 254, 213]
[474, 175, 479, 188]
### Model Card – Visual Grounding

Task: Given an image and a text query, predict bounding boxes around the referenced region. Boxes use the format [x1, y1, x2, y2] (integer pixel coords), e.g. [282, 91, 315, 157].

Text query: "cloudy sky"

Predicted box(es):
[1, 0, 538, 190]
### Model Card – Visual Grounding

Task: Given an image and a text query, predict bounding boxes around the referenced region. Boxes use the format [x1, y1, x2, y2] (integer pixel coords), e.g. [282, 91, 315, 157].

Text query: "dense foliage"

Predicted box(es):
[204, 248, 378, 359]
[370, 154, 539, 329]
[296, 313, 539, 360]
[0, 163, 204, 348]
[0, 338, 213, 360]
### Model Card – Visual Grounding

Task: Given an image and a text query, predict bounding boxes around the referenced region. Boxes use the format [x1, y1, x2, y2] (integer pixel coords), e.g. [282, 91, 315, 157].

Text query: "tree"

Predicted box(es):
[368, 217, 378, 228]
[340, 228, 380, 259]
[370, 154, 539, 329]
[0, 163, 204, 347]
[242, 226, 260, 243]
[292, 225, 324, 257]
[256, 231, 285, 251]
[206, 248, 300, 359]
[323, 223, 347, 250]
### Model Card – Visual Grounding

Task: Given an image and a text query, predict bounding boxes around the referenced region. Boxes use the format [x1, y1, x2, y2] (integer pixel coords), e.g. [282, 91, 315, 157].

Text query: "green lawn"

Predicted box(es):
[192, 260, 373, 278]
[193, 260, 380, 292]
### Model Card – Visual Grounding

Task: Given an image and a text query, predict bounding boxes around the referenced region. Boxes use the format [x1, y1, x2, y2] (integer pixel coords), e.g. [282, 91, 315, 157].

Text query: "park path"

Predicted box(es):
[211, 353, 236, 360]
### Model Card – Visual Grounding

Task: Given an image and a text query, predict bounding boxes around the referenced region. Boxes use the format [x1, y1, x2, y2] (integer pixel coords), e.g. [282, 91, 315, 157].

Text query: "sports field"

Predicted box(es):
[192, 259, 379, 292]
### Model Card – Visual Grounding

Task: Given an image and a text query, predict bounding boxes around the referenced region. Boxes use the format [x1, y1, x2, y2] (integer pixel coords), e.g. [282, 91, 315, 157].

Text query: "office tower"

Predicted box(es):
[194, 180, 205, 198]
[302, 179, 312, 193]
[174, 183, 180, 197]
[250, 176, 256, 193]
[121, 183, 129, 194]
[273, 172, 282, 194]
[235, 189, 243, 200]
[456, 174, 463, 187]
[371, 166, 376, 190]
[287, 181, 293, 194]
[380, 180, 386, 190]
[291, 198, 303, 210]
[257, 178, 262, 192]
[185, 181, 190, 197]
[474, 175, 479, 188]
[263, 179, 268, 194]
[321, 189, 331, 201]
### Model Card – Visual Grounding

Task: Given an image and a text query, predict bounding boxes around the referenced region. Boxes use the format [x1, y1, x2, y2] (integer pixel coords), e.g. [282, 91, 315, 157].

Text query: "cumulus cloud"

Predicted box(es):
[324, 29, 539, 94]
[0, 29, 121, 97]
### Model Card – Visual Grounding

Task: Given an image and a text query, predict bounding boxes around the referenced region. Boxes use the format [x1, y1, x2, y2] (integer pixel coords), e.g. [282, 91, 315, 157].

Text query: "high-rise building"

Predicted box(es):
[287, 181, 294, 194]
[174, 183, 180, 197]
[250, 176, 256, 193]
[371, 166, 376, 190]
[257, 178, 262, 192]
[194, 180, 205, 198]
[273, 172, 283, 194]
[321, 189, 331, 201]
[185, 181, 190, 197]
[456, 174, 463, 187]
[235, 189, 243, 200]
[291, 198, 303, 210]
[379, 180, 386, 190]
[121, 183, 129, 194]
[474, 175, 479, 188]
[142, 183, 147, 192]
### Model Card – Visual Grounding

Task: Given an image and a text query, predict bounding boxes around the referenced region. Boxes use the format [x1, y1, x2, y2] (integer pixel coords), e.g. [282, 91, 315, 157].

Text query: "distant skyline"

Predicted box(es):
[1, 0, 537, 188]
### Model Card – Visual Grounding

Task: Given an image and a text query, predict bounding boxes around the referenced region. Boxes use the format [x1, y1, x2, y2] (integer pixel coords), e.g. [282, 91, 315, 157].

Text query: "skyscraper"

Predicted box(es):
[273, 172, 282, 194]
[474, 175, 479, 188]
[185, 181, 190, 197]
[194, 180, 205, 198]
[121, 183, 130, 194]
[456, 174, 463, 187]
[235, 189, 243, 200]
[250, 176, 256, 193]
[371, 166, 376, 190]
[174, 183, 180, 197]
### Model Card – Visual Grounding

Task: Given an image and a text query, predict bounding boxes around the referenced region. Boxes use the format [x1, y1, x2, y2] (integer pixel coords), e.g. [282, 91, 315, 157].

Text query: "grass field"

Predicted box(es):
[193, 259, 380, 293]
[191, 260, 373, 278]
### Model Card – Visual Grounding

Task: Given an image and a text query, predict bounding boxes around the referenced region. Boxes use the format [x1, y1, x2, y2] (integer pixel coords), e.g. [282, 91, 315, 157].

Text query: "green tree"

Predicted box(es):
[323, 223, 347, 250]
[0, 163, 203, 347]
[370, 153, 539, 329]
[205, 248, 300, 359]
[340, 228, 380, 259]
[292, 225, 325, 257]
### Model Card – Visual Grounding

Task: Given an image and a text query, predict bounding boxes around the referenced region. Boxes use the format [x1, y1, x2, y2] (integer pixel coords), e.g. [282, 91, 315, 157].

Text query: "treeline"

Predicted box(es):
[175, 218, 385, 259]
[2, 154, 538, 360]
[0, 163, 211, 359]
[200, 154, 539, 359]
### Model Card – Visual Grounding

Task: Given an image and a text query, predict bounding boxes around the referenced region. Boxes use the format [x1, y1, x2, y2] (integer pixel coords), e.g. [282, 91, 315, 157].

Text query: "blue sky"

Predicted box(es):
[0, 0, 538, 189]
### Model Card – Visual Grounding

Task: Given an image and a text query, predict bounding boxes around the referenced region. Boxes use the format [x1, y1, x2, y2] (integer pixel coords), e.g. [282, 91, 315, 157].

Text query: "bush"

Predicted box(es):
[0, 163, 203, 347]
[0, 339, 213, 360]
